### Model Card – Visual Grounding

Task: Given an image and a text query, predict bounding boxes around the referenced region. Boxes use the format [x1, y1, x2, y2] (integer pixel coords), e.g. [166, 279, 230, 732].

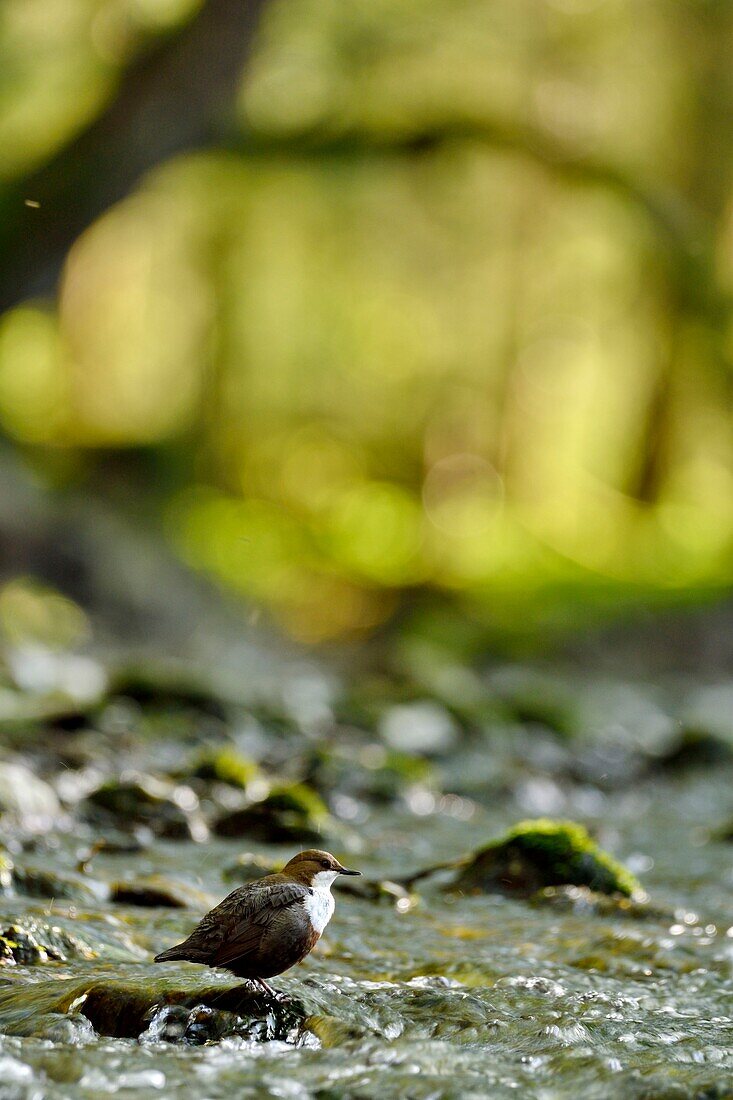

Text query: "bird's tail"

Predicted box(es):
[154, 942, 196, 963]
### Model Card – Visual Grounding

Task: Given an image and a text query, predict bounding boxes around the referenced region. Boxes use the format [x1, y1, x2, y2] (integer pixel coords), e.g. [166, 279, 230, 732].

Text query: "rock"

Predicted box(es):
[337, 876, 417, 912]
[222, 853, 281, 884]
[445, 819, 643, 899]
[0, 975, 306, 1041]
[530, 885, 660, 918]
[188, 748, 261, 790]
[0, 920, 96, 965]
[213, 783, 332, 843]
[0, 762, 61, 830]
[305, 742, 433, 804]
[485, 667, 578, 736]
[110, 875, 214, 909]
[109, 660, 229, 719]
[81, 777, 207, 842]
[651, 729, 733, 772]
[9, 864, 108, 903]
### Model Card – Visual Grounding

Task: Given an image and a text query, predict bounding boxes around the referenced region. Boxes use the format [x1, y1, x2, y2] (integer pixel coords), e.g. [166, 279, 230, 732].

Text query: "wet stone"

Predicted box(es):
[81, 777, 207, 842]
[110, 875, 214, 909]
[448, 819, 643, 899]
[213, 783, 333, 843]
[188, 747, 261, 790]
[0, 976, 307, 1041]
[9, 863, 108, 903]
[650, 729, 733, 772]
[222, 852, 281, 884]
[0, 920, 96, 965]
[337, 876, 417, 911]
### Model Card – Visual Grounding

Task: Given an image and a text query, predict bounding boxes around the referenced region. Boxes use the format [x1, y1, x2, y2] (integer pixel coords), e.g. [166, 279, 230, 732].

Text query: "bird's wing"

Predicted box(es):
[207, 879, 309, 968]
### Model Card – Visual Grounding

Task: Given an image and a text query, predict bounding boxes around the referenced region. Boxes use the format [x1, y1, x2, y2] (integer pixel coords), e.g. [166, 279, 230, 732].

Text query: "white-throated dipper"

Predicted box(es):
[154, 849, 360, 995]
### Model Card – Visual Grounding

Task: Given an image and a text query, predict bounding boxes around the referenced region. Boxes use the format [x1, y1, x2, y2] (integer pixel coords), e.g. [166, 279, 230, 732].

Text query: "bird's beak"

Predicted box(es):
[336, 864, 361, 876]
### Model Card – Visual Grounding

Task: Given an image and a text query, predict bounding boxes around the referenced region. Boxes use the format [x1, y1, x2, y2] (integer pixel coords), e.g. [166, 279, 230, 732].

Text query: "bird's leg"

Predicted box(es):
[255, 978, 288, 1002]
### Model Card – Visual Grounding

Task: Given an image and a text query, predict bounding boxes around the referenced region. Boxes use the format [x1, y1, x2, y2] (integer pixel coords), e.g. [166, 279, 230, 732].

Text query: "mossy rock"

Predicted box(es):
[337, 876, 417, 911]
[485, 668, 578, 736]
[0, 920, 96, 966]
[0, 974, 306, 1040]
[10, 864, 108, 903]
[109, 661, 228, 719]
[213, 783, 332, 843]
[305, 743, 433, 804]
[222, 853, 281, 884]
[715, 819, 733, 842]
[651, 729, 733, 773]
[451, 819, 642, 899]
[110, 875, 214, 909]
[189, 748, 260, 789]
[82, 777, 207, 841]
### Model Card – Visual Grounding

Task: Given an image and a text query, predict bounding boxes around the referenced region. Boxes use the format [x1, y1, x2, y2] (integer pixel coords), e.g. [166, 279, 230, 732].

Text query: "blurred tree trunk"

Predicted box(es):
[626, 3, 733, 504]
[0, 0, 269, 311]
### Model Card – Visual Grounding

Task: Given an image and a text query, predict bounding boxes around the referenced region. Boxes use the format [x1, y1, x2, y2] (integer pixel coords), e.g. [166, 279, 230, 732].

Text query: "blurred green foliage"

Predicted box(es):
[0, 0, 731, 641]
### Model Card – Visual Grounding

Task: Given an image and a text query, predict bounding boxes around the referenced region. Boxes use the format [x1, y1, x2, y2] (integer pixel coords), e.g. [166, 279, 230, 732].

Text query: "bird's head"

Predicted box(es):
[283, 849, 361, 888]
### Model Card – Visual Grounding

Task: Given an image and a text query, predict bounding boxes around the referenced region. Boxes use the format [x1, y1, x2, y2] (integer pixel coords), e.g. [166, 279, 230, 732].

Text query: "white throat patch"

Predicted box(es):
[303, 870, 337, 935]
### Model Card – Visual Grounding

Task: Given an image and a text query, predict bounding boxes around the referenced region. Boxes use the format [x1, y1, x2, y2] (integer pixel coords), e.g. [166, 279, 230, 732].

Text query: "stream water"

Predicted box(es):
[0, 660, 731, 1099]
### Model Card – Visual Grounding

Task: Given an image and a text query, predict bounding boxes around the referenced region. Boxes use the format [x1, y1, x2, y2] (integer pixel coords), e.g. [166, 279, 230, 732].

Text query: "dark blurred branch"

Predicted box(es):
[234, 123, 705, 271]
[0, 0, 269, 311]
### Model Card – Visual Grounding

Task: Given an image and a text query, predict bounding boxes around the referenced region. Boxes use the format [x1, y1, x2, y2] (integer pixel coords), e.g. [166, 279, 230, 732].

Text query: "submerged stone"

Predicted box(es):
[337, 876, 417, 911]
[81, 777, 207, 841]
[110, 875, 214, 909]
[222, 853, 281, 884]
[0, 975, 306, 1041]
[9, 864, 108, 903]
[0, 920, 96, 965]
[213, 783, 332, 843]
[450, 819, 643, 899]
[651, 729, 733, 772]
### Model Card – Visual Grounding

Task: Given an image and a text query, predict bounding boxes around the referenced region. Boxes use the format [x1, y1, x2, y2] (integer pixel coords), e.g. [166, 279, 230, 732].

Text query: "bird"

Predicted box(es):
[154, 849, 361, 996]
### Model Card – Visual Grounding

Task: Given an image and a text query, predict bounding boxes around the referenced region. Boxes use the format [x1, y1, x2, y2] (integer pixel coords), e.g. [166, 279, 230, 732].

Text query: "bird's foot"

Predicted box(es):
[254, 978, 289, 1003]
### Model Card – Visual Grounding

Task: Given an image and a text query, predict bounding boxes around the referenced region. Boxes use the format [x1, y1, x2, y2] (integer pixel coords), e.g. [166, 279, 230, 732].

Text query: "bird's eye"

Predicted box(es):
[321, 859, 330, 869]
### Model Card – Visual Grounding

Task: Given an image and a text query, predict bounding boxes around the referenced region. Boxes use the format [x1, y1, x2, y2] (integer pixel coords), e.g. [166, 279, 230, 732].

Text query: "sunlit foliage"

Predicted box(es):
[0, 0, 731, 640]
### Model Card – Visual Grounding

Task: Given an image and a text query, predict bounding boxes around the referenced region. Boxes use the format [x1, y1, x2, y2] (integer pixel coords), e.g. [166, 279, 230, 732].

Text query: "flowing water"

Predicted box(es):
[0, 665, 731, 1099]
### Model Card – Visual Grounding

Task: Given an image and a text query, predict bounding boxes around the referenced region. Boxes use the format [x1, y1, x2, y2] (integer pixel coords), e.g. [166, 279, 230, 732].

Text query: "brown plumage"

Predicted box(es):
[154, 849, 360, 995]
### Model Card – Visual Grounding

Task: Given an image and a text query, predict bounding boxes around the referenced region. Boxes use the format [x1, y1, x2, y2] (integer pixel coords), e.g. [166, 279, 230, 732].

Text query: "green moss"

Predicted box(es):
[190, 748, 260, 789]
[453, 819, 643, 899]
[213, 783, 332, 843]
[82, 778, 205, 841]
[263, 783, 327, 818]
